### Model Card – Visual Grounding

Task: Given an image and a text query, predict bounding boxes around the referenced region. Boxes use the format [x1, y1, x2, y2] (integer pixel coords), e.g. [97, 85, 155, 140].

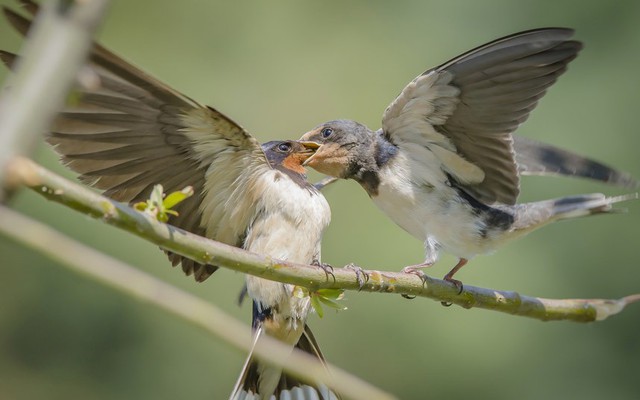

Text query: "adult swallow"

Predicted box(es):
[299, 28, 637, 289]
[2, 2, 337, 399]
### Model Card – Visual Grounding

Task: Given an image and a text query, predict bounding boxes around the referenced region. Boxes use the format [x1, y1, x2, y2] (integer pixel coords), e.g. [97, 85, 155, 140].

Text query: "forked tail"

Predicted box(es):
[230, 320, 339, 400]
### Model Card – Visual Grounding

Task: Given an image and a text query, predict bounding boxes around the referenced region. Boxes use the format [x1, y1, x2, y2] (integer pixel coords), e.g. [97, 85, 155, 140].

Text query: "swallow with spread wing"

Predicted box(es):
[1, 2, 338, 399]
[299, 28, 637, 289]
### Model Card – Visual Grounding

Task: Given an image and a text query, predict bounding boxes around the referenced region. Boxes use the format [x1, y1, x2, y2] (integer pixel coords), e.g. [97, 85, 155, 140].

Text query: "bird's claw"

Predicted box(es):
[440, 275, 463, 307]
[312, 260, 336, 283]
[401, 267, 428, 300]
[344, 263, 369, 290]
[444, 275, 464, 295]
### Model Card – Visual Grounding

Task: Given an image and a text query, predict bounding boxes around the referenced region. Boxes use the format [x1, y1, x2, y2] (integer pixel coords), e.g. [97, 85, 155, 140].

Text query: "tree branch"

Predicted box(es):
[0, 204, 395, 400]
[0, 0, 110, 200]
[6, 156, 639, 322]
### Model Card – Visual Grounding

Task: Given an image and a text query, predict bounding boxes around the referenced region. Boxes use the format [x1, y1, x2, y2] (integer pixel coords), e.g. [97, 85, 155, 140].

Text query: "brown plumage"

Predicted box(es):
[2, 2, 338, 399]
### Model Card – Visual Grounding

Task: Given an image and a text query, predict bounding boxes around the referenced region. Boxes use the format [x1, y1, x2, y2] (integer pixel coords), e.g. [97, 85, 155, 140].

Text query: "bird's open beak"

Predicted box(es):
[297, 141, 321, 165]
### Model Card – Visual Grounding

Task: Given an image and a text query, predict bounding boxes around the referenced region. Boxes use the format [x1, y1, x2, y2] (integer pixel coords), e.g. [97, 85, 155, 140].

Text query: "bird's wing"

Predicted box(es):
[2, 3, 270, 281]
[512, 135, 638, 188]
[382, 28, 582, 205]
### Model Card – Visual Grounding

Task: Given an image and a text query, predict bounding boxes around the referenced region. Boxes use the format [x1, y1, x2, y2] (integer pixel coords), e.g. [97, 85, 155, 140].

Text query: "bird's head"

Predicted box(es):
[261, 140, 319, 175]
[299, 120, 373, 179]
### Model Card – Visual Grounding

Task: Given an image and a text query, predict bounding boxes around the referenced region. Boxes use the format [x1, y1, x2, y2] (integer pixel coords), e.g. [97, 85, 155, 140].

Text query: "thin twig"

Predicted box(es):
[0, 204, 396, 400]
[6, 156, 639, 323]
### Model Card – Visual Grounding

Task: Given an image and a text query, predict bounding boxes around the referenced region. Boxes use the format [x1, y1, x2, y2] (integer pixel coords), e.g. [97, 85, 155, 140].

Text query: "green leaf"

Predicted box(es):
[318, 296, 348, 311]
[163, 186, 194, 209]
[134, 185, 194, 223]
[310, 295, 324, 318]
[316, 288, 344, 300]
[133, 202, 148, 212]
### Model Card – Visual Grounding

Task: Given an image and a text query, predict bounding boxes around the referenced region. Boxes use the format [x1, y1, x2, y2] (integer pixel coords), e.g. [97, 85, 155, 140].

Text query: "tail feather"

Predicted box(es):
[513, 135, 639, 189]
[551, 193, 637, 220]
[512, 192, 637, 231]
[230, 325, 340, 400]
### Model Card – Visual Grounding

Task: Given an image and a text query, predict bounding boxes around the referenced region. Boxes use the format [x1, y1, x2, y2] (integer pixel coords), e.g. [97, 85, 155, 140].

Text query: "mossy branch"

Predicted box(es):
[6, 156, 639, 323]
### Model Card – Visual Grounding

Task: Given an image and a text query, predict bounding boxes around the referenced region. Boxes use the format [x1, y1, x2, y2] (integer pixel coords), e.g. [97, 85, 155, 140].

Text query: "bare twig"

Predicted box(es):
[6, 156, 639, 323]
[0, 204, 396, 400]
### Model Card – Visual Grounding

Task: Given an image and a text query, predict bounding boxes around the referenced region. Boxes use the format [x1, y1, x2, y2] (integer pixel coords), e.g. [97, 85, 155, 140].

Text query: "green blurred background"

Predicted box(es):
[1, 0, 639, 399]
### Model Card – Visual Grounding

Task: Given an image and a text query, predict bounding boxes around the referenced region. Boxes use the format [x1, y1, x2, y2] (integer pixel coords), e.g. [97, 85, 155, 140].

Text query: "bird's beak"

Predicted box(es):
[297, 141, 321, 165]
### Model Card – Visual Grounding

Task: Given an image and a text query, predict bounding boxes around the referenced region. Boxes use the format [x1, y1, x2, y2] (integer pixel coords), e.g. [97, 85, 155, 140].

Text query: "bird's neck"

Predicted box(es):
[348, 130, 398, 197]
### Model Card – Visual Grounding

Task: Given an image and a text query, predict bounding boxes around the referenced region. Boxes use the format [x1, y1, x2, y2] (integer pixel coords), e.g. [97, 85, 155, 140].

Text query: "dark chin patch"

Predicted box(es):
[348, 161, 380, 196]
[358, 170, 380, 196]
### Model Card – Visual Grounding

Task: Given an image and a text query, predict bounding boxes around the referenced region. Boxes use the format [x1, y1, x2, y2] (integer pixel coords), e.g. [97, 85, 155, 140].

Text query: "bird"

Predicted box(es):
[298, 28, 637, 290]
[1, 1, 338, 399]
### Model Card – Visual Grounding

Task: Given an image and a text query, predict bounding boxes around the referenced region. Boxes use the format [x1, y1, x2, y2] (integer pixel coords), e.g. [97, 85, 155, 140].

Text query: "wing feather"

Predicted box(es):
[2, 2, 268, 281]
[382, 28, 582, 204]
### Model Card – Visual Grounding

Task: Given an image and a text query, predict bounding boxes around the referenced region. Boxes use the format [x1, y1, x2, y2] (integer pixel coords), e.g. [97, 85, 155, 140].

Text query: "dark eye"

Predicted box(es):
[277, 142, 292, 152]
[321, 127, 333, 138]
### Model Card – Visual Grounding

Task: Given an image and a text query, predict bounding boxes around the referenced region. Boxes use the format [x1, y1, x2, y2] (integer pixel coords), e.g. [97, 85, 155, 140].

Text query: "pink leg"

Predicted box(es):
[401, 261, 434, 275]
[401, 262, 434, 299]
[443, 258, 468, 294]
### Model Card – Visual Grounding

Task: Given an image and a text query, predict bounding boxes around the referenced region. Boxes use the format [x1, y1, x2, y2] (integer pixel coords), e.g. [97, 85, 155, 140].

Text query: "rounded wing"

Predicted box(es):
[382, 28, 582, 205]
[2, 4, 269, 281]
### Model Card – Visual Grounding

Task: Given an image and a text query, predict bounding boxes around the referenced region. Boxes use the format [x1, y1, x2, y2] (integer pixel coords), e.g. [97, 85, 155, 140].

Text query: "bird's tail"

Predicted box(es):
[512, 193, 637, 232]
[230, 323, 339, 400]
[513, 135, 639, 189]
[548, 193, 636, 220]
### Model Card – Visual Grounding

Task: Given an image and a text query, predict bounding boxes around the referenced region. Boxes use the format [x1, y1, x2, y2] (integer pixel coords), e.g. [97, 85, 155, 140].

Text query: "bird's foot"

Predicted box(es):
[440, 271, 464, 307]
[443, 275, 464, 295]
[401, 264, 431, 299]
[344, 263, 369, 290]
[312, 259, 336, 283]
[443, 258, 467, 295]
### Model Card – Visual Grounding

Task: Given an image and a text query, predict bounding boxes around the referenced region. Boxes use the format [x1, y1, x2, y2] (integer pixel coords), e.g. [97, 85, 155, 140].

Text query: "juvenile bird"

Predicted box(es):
[299, 28, 637, 289]
[2, 2, 337, 399]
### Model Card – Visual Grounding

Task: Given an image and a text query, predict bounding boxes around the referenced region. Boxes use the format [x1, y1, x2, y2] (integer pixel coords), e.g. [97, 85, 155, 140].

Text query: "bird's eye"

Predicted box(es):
[277, 142, 292, 152]
[321, 127, 333, 138]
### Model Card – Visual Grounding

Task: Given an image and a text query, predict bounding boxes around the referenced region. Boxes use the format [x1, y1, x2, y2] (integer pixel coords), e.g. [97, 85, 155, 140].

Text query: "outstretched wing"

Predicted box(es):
[2, 2, 269, 281]
[382, 28, 582, 205]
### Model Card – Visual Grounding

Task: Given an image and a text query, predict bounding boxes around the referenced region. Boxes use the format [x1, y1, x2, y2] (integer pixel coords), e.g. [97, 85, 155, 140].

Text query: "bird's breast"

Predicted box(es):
[371, 155, 513, 258]
[244, 170, 330, 321]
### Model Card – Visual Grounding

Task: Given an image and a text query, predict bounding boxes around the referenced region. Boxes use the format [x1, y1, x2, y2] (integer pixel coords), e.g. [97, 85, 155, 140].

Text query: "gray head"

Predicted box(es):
[299, 120, 377, 179]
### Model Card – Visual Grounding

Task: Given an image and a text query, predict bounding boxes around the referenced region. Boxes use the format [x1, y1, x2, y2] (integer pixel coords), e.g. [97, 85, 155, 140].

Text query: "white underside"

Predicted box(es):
[244, 169, 331, 323]
[371, 153, 509, 263]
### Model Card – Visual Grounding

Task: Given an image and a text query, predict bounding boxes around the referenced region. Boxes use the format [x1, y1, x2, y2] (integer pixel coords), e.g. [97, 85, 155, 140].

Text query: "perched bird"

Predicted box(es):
[299, 28, 637, 289]
[2, 2, 337, 399]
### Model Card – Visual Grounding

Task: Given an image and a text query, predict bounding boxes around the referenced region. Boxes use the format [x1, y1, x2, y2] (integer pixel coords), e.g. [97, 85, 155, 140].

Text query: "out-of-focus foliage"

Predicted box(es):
[1, 1, 639, 399]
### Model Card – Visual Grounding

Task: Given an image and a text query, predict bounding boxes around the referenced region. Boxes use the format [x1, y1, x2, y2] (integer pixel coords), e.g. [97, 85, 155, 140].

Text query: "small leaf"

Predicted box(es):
[163, 186, 194, 209]
[318, 296, 348, 311]
[310, 295, 324, 318]
[133, 201, 148, 211]
[316, 288, 344, 300]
